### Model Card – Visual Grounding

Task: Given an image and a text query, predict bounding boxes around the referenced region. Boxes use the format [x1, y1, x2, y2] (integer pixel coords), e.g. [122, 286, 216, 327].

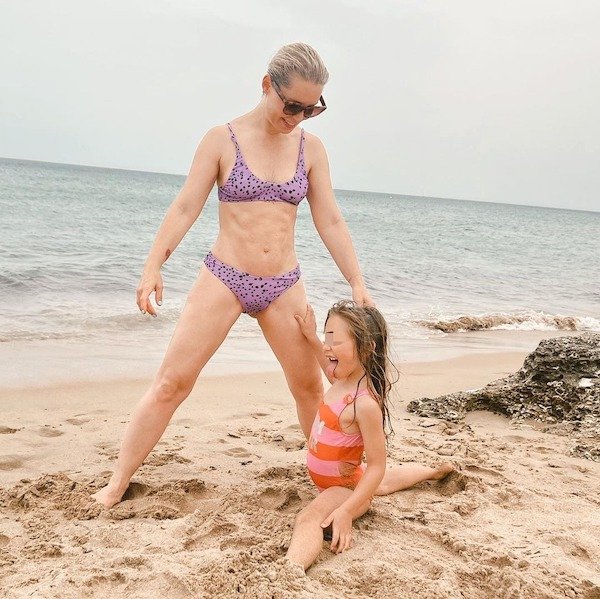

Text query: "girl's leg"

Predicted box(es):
[92, 267, 243, 507]
[257, 280, 323, 439]
[287, 487, 370, 571]
[375, 462, 455, 495]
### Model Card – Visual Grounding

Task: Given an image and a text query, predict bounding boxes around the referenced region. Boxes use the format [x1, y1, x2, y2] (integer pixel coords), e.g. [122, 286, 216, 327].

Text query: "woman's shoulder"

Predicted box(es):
[302, 131, 328, 167]
[202, 124, 232, 143]
[302, 130, 324, 149]
[194, 124, 236, 157]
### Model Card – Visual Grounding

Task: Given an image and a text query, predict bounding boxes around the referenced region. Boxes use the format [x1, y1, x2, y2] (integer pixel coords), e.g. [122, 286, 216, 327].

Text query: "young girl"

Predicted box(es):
[288, 301, 453, 570]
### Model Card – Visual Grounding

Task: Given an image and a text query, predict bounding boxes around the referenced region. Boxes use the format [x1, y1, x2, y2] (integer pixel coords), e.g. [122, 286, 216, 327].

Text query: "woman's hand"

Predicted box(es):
[321, 506, 353, 554]
[136, 268, 164, 317]
[294, 304, 320, 346]
[352, 284, 375, 307]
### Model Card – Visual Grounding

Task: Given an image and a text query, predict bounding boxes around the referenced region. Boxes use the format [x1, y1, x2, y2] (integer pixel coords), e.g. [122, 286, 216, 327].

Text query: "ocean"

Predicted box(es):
[1, 157, 598, 387]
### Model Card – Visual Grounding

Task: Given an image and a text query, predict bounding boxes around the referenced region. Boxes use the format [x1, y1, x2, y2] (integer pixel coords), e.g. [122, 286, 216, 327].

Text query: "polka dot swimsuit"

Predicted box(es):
[204, 252, 301, 315]
[205, 123, 306, 315]
[217, 123, 308, 205]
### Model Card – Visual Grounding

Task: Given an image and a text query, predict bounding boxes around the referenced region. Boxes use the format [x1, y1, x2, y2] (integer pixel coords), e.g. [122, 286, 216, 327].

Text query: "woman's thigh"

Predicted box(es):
[156, 266, 243, 386]
[256, 279, 322, 391]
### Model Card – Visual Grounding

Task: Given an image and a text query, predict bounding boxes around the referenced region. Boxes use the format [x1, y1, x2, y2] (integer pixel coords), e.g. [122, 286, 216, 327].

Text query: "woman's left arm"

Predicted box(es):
[305, 135, 374, 306]
[321, 397, 387, 553]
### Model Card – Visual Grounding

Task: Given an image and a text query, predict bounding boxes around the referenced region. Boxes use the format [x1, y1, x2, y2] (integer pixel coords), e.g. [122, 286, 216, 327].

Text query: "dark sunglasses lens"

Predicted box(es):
[304, 105, 326, 118]
[283, 103, 305, 116]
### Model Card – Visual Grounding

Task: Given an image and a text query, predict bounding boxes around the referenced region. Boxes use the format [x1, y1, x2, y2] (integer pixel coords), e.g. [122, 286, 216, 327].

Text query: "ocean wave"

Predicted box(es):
[415, 312, 600, 333]
[0, 330, 88, 342]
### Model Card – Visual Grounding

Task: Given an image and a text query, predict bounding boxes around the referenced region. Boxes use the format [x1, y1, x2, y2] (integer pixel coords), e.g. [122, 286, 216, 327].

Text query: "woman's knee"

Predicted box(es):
[152, 371, 194, 405]
[288, 371, 323, 403]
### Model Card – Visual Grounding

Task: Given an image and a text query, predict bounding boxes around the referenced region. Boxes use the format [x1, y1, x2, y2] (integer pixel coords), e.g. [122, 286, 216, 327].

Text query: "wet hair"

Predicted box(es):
[325, 301, 398, 437]
[267, 42, 329, 88]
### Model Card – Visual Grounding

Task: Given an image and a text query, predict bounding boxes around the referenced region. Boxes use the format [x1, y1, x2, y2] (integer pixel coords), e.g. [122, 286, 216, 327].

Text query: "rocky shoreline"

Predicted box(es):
[408, 333, 600, 461]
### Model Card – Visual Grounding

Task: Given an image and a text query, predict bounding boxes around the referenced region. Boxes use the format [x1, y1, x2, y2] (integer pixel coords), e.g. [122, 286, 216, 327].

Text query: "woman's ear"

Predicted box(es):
[261, 74, 271, 95]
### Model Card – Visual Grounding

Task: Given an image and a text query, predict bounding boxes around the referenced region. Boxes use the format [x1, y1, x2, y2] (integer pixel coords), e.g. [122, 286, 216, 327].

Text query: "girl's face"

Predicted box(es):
[263, 75, 324, 134]
[323, 314, 362, 380]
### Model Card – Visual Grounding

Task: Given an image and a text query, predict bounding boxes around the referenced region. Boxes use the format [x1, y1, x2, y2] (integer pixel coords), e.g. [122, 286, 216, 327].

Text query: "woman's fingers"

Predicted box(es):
[137, 272, 163, 317]
[137, 286, 158, 317]
[155, 281, 163, 306]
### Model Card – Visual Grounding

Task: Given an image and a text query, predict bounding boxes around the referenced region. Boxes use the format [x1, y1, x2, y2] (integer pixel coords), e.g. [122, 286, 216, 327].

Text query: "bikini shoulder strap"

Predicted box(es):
[226, 123, 241, 154]
[297, 128, 306, 168]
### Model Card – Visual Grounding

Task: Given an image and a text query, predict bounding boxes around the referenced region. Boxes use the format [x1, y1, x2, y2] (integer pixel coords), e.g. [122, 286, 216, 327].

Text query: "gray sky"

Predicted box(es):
[2, 1, 599, 211]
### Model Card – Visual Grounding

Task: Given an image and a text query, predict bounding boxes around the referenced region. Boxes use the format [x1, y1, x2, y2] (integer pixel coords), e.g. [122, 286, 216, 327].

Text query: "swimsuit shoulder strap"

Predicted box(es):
[226, 123, 242, 156]
[343, 388, 375, 405]
[298, 128, 306, 169]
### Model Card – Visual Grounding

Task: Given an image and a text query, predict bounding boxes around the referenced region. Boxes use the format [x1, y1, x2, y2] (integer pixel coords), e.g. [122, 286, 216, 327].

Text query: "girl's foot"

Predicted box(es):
[432, 462, 455, 480]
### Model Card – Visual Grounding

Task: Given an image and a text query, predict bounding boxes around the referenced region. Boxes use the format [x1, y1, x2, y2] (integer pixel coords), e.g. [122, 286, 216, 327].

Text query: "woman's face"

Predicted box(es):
[264, 75, 324, 133]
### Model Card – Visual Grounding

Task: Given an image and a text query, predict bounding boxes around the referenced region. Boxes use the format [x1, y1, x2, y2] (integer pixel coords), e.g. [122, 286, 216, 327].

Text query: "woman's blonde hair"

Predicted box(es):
[267, 42, 329, 87]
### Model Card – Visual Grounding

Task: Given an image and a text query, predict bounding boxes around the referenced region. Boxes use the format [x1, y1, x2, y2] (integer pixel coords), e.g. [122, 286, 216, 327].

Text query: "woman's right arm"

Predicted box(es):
[137, 127, 223, 316]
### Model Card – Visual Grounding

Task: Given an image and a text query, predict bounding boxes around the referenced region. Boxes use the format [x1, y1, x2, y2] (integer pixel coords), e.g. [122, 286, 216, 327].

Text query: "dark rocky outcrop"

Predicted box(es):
[407, 333, 600, 460]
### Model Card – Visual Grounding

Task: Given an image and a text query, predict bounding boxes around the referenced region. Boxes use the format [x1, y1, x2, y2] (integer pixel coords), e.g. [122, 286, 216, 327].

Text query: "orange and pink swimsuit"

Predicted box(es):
[306, 389, 372, 491]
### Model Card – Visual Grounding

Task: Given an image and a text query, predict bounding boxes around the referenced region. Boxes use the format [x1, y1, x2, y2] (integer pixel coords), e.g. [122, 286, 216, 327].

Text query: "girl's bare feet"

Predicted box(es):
[432, 462, 456, 480]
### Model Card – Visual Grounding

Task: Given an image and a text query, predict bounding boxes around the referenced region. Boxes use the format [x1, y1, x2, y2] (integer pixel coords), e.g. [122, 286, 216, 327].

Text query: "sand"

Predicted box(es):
[1, 352, 599, 598]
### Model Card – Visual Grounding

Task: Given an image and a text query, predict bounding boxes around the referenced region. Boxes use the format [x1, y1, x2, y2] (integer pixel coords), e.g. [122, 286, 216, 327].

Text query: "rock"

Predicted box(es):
[407, 333, 600, 460]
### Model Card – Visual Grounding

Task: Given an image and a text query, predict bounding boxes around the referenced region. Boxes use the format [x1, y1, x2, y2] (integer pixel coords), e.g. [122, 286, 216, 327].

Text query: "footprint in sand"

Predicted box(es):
[0, 426, 18, 434]
[0, 455, 25, 471]
[109, 479, 212, 521]
[258, 465, 306, 482]
[184, 521, 240, 551]
[257, 487, 302, 512]
[464, 464, 505, 482]
[66, 416, 92, 426]
[120, 481, 151, 501]
[143, 452, 192, 467]
[435, 471, 469, 497]
[35, 426, 64, 438]
[224, 447, 252, 458]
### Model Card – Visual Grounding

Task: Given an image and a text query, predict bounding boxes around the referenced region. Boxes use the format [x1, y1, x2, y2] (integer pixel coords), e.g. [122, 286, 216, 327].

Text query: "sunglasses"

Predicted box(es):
[272, 81, 327, 118]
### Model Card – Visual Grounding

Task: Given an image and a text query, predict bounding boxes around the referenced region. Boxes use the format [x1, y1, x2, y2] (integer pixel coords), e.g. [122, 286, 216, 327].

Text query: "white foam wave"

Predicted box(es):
[414, 312, 600, 334]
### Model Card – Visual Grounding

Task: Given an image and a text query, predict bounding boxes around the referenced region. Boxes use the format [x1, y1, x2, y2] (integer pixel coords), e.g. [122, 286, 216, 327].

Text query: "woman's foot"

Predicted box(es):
[91, 484, 126, 508]
[432, 462, 456, 480]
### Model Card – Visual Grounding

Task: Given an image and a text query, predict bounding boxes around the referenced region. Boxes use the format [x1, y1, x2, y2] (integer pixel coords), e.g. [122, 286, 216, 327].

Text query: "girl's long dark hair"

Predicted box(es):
[326, 301, 398, 437]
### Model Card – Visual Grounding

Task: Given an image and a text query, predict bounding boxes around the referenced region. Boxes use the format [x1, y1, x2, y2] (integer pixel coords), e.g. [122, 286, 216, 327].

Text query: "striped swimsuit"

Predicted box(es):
[306, 389, 372, 491]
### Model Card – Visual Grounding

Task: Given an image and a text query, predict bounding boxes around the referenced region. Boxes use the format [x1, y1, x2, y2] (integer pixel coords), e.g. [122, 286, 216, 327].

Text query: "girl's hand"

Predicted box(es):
[351, 284, 375, 307]
[321, 507, 353, 554]
[136, 268, 163, 317]
[294, 304, 320, 345]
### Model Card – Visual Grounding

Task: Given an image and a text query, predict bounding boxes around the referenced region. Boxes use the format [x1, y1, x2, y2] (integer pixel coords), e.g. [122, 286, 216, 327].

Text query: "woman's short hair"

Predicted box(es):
[267, 42, 329, 88]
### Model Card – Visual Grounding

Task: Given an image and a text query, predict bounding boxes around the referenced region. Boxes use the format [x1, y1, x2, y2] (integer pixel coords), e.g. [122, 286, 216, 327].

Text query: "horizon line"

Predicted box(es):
[1, 155, 597, 215]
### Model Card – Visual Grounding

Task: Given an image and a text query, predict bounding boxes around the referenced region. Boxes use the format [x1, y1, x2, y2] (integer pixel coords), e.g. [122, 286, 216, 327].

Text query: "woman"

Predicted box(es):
[92, 43, 373, 508]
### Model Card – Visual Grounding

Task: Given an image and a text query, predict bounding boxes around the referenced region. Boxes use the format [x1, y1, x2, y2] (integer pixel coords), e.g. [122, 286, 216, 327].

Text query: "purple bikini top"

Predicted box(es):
[218, 123, 308, 205]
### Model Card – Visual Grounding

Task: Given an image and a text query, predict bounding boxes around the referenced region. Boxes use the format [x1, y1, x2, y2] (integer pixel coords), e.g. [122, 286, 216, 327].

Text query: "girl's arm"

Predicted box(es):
[305, 135, 374, 307]
[137, 127, 223, 316]
[322, 396, 387, 553]
[294, 304, 335, 385]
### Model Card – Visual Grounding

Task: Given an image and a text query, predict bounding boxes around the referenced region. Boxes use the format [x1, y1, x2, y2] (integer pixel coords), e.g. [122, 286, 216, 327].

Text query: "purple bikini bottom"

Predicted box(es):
[203, 251, 301, 315]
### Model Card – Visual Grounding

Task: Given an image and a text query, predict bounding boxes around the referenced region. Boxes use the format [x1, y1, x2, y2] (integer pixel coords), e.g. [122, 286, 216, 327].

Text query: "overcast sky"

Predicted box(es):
[1, 1, 599, 211]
